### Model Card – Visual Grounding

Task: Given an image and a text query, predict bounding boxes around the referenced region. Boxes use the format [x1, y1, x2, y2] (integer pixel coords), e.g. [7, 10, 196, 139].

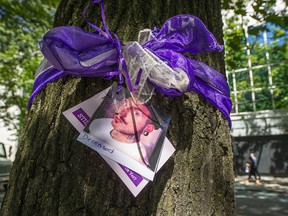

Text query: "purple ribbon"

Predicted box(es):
[29, 0, 232, 126]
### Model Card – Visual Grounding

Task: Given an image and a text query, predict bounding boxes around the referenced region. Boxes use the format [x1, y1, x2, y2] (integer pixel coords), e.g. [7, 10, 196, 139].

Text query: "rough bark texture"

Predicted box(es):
[1, 0, 235, 215]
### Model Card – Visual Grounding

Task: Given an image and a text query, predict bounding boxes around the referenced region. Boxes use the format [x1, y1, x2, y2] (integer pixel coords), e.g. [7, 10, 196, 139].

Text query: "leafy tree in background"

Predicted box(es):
[222, 0, 288, 113]
[0, 0, 58, 134]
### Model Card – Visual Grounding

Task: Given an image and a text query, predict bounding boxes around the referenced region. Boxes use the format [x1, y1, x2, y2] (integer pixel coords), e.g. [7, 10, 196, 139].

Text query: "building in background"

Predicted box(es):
[0, 120, 17, 162]
[224, 6, 288, 176]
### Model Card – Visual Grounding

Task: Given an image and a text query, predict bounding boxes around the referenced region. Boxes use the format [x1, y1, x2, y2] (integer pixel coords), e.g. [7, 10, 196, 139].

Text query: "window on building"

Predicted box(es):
[226, 23, 288, 114]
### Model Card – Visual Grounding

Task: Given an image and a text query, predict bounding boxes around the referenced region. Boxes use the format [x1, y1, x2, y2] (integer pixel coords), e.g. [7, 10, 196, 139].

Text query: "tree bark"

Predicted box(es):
[1, 0, 235, 215]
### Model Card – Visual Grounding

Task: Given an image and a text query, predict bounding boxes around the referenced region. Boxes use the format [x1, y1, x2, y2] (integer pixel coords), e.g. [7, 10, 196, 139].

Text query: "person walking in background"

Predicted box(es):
[247, 152, 261, 184]
[244, 161, 251, 184]
[245, 161, 250, 174]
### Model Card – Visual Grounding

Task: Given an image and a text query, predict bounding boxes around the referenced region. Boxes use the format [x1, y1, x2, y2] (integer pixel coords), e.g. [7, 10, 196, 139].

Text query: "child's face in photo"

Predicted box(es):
[111, 98, 151, 135]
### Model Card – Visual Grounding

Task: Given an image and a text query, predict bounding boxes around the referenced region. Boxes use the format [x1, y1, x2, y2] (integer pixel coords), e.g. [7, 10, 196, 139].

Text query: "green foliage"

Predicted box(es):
[0, 0, 58, 133]
[223, 16, 248, 71]
[222, 0, 288, 113]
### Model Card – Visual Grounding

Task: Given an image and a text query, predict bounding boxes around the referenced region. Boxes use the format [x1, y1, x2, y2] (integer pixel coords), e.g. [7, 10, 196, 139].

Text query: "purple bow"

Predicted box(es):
[29, 1, 232, 126]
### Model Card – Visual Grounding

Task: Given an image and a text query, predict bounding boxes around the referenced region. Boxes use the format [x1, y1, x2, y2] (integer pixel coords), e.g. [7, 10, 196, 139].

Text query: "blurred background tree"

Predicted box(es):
[0, 0, 58, 134]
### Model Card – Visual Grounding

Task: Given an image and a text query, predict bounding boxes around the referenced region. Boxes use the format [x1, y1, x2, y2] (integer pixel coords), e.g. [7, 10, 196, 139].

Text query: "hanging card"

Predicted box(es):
[78, 84, 170, 180]
[63, 87, 175, 196]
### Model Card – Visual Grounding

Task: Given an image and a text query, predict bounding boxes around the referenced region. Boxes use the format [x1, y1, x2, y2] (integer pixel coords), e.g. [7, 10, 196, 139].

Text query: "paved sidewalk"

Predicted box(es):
[235, 175, 288, 193]
[235, 176, 288, 216]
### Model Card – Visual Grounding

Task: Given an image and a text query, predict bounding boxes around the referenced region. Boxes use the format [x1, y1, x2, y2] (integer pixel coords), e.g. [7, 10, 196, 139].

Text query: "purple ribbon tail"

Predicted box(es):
[192, 78, 232, 127]
[28, 68, 66, 109]
[149, 49, 232, 125]
[133, 69, 143, 92]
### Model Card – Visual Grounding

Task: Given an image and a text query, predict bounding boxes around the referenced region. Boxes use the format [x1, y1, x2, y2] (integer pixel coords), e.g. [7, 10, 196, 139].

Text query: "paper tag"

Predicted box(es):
[63, 86, 175, 196]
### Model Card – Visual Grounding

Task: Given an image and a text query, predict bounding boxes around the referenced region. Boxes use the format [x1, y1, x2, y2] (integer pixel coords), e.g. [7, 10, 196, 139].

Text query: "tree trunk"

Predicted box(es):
[1, 0, 235, 215]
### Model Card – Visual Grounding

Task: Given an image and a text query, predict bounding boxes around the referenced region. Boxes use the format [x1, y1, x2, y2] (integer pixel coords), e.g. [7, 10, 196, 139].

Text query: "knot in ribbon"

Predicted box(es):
[29, 0, 232, 126]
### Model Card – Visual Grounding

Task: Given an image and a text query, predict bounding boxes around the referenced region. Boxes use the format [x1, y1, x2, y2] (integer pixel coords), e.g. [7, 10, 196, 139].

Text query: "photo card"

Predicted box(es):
[64, 86, 175, 196]
[79, 84, 170, 180]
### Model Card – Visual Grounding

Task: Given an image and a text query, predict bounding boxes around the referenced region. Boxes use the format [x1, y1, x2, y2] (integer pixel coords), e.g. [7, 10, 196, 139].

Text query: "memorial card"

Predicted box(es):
[78, 85, 170, 180]
[63, 87, 175, 196]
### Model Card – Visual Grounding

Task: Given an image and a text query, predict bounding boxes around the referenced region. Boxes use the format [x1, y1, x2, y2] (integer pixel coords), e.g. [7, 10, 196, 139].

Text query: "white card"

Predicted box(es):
[63, 87, 175, 196]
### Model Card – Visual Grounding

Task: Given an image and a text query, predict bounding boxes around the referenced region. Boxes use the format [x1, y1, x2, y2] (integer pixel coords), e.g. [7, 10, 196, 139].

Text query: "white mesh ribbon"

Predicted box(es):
[35, 58, 53, 78]
[122, 42, 154, 102]
[122, 29, 189, 102]
[138, 29, 155, 45]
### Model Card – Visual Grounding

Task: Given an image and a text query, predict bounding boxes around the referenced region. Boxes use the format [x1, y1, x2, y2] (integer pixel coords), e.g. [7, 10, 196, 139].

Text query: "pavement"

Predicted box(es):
[235, 175, 288, 193]
[235, 175, 288, 216]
